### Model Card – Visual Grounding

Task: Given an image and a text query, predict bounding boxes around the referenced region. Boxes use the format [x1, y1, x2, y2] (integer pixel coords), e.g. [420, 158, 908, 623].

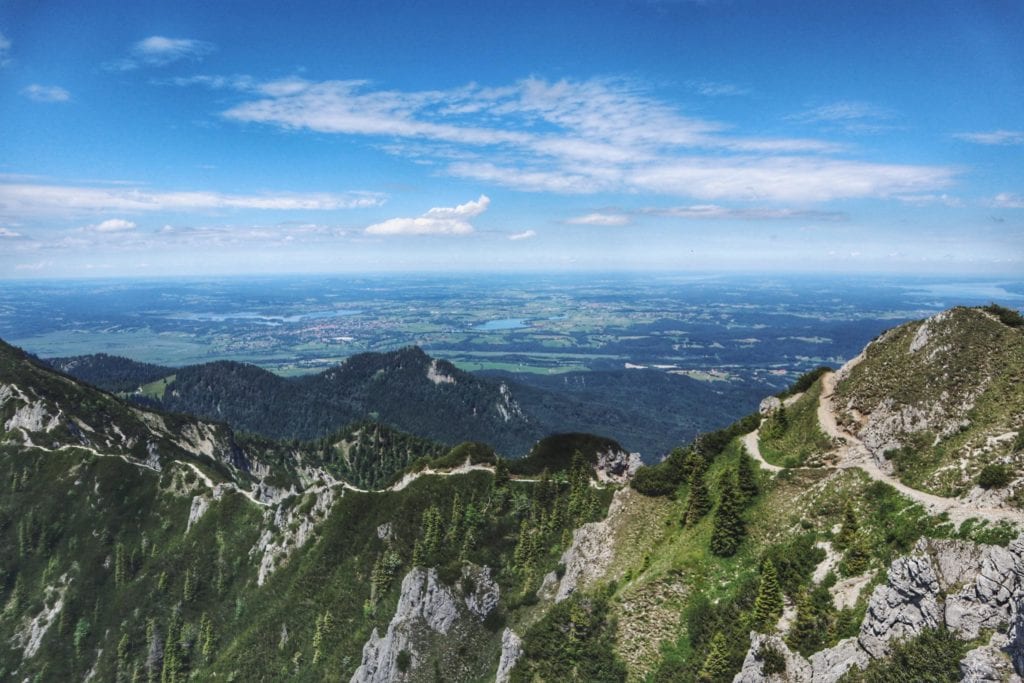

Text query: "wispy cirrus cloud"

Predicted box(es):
[0, 31, 11, 68]
[644, 205, 847, 220]
[92, 219, 137, 232]
[0, 227, 22, 238]
[990, 192, 1024, 209]
[365, 195, 489, 236]
[954, 130, 1024, 146]
[0, 183, 385, 216]
[788, 100, 898, 135]
[21, 84, 71, 103]
[893, 193, 963, 208]
[106, 35, 214, 71]
[203, 76, 953, 203]
[566, 212, 632, 226]
[688, 80, 750, 97]
[508, 229, 536, 240]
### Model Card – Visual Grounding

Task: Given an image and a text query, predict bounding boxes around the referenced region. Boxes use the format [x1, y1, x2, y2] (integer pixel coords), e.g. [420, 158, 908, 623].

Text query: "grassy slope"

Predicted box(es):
[606, 434, 1017, 681]
[834, 307, 1024, 496]
[759, 379, 833, 468]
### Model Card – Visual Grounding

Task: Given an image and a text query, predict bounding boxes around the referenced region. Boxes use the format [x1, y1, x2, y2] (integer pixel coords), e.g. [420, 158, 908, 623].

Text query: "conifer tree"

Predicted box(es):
[183, 564, 198, 603]
[73, 618, 90, 659]
[493, 457, 511, 488]
[535, 469, 556, 511]
[752, 560, 784, 633]
[786, 590, 820, 655]
[117, 631, 131, 681]
[312, 613, 324, 665]
[684, 456, 711, 527]
[710, 472, 745, 557]
[834, 503, 858, 550]
[160, 610, 181, 683]
[841, 535, 871, 575]
[115, 542, 128, 586]
[446, 493, 464, 547]
[199, 612, 214, 661]
[698, 631, 731, 681]
[736, 449, 759, 501]
[420, 505, 443, 558]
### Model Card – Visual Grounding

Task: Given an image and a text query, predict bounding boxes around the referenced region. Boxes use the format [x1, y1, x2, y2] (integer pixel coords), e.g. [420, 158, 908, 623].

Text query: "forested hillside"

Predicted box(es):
[48, 346, 761, 459]
[4, 306, 1023, 681]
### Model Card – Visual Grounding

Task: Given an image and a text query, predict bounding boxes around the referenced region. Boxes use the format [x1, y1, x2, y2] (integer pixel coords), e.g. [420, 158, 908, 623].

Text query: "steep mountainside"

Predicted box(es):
[49, 346, 759, 459]
[1, 339, 618, 681]
[3, 306, 1024, 682]
[832, 305, 1024, 499]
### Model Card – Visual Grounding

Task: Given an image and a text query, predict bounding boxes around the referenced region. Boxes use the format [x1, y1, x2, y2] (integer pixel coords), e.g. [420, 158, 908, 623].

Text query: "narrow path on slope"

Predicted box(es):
[740, 359, 1020, 527]
[740, 391, 804, 473]
[817, 370, 1021, 526]
[741, 430, 782, 473]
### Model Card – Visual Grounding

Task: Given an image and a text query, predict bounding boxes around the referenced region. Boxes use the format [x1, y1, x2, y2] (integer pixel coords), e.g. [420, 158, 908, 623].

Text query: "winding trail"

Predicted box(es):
[742, 360, 1022, 527]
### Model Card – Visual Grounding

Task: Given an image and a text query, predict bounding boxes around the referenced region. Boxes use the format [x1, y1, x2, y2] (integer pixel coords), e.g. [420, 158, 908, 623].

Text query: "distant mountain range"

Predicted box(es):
[46, 346, 762, 459]
[1, 306, 1022, 681]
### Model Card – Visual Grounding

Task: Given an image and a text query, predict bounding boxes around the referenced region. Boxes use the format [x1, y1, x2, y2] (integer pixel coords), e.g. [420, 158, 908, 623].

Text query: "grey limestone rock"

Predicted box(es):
[351, 565, 499, 683]
[732, 633, 811, 683]
[808, 637, 870, 682]
[495, 628, 523, 683]
[858, 554, 941, 658]
[960, 633, 1022, 682]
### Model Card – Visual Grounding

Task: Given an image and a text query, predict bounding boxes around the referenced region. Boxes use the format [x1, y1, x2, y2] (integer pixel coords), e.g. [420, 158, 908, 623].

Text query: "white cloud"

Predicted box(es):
[508, 230, 536, 240]
[365, 195, 489, 236]
[0, 183, 385, 216]
[689, 80, 750, 97]
[0, 227, 22, 237]
[14, 261, 50, 271]
[93, 219, 137, 232]
[894, 193, 963, 208]
[210, 76, 952, 203]
[788, 101, 897, 134]
[21, 84, 71, 103]
[566, 212, 631, 226]
[991, 192, 1024, 209]
[0, 31, 10, 67]
[106, 35, 214, 71]
[954, 130, 1024, 146]
[646, 205, 846, 220]
[791, 101, 890, 123]
[453, 156, 953, 203]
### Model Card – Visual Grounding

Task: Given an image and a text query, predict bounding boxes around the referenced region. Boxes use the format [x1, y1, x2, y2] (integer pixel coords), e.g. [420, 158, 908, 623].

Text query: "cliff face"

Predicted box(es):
[351, 565, 501, 683]
[735, 534, 1024, 682]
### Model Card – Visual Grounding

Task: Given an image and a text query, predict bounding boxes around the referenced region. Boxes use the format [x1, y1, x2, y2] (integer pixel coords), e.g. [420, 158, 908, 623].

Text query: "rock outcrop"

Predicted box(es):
[735, 534, 1024, 682]
[496, 628, 523, 683]
[595, 448, 643, 484]
[540, 487, 630, 602]
[351, 565, 500, 683]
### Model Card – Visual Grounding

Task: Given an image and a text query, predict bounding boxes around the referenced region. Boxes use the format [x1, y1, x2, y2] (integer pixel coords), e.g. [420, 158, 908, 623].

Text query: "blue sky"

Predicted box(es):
[0, 0, 1022, 277]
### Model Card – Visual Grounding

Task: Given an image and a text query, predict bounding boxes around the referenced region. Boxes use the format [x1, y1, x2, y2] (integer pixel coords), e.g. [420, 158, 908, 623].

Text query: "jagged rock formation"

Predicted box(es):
[351, 565, 500, 683]
[539, 488, 630, 602]
[595, 447, 643, 484]
[496, 628, 523, 683]
[735, 534, 1024, 682]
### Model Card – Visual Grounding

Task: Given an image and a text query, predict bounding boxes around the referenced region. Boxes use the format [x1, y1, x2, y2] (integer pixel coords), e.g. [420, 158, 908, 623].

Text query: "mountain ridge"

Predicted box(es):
[2, 306, 1023, 681]
[46, 345, 760, 459]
